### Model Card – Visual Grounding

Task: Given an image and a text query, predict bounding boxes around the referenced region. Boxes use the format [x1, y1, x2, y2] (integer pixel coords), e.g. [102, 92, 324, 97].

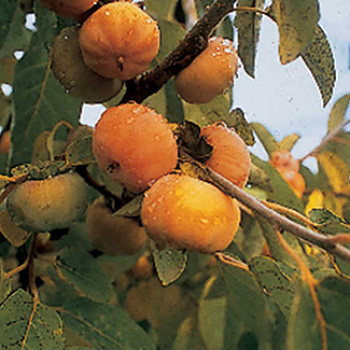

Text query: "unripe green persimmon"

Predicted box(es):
[6, 173, 88, 232]
[51, 27, 123, 103]
[86, 197, 148, 255]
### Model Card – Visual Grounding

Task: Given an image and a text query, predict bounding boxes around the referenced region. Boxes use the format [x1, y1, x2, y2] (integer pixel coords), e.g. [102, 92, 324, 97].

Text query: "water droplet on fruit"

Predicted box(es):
[200, 218, 209, 224]
[154, 135, 160, 141]
[63, 35, 69, 40]
[105, 10, 110, 16]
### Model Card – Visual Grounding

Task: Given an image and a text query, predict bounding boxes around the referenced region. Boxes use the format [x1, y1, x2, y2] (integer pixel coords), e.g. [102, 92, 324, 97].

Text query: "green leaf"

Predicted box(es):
[165, 80, 185, 124]
[251, 122, 278, 156]
[225, 108, 255, 146]
[55, 247, 114, 303]
[301, 26, 336, 107]
[11, 32, 82, 167]
[215, 17, 234, 41]
[65, 136, 95, 167]
[287, 278, 323, 350]
[234, 0, 264, 77]
[60, 297, 156, 350]
[183, 90, 231, 127]
[152, 242, 187, 286]
[198, 297, 226, 350]
[0, 289, 65, 349]
[252, 154, 303, 211]
[308, 208, 350, 234]
[0, 0, 31, 58]
[272, 0, 320, 64]
[114, 195, 143, 218]
[144, 0, 177, 19]
[318, 277, 350, 349]
[156, 19, 186, 62]
[220, 263, 273, 349]
[173, 316, 206, 350]
[0, 210, 31, 247]
[327, 94, 350, 133]
[0, 258, 11, 304]
[249, 256, 295, 318]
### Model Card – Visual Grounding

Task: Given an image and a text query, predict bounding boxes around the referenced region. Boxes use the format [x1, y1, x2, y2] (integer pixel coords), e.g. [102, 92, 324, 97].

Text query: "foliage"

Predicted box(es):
[0, 0, 349, 349]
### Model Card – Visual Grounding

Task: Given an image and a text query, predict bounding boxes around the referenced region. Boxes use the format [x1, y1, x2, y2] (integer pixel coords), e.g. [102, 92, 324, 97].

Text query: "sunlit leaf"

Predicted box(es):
[327, 94, 350, 133]
[251, 122, 278, 156]
[317, 152, 349, 193]
[278, 133, 300, 152]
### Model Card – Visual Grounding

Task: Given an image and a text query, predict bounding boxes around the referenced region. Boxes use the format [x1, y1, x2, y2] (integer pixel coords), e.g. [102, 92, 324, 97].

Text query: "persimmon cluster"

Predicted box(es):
[46, 1, 239, 105]
[91, 102, 251, 254]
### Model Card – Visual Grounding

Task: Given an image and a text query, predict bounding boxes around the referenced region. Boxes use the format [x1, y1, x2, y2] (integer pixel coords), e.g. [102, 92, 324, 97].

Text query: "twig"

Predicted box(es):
[299, 119, 350, 162]
[75, 165, 124, 207]
[121, 0, 238, 104]
[207, 167, 350, 263]
[233, 6, 272, 19]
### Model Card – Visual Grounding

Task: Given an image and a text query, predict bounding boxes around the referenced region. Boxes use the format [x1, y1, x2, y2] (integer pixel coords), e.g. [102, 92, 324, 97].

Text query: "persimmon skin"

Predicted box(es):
[6, 173, 88, 232]
[93, 103, 178, 193]
[39, 0, 96, 19]
[270, 150, 299, 172]
[86, 197, 148, 256]
[201, 123, 251, 188]
[141, 174, 241, 253]
[174, 37, 238, 104]
[278, 168, 305, 199]
[79, 2, 160, 80]
[0, 131, 11, 155]
[128, 255, 153, 280]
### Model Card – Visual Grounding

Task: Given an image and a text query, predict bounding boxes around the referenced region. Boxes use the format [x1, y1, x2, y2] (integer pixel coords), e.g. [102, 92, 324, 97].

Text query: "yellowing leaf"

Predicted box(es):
[317, 152, 349, 193]
[327, 94, 350, 133]
[0, 210, 31, 247]
[305, 189, 324, 217]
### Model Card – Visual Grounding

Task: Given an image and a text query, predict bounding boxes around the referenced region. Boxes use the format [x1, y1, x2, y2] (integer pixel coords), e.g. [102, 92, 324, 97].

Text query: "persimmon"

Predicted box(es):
[270, 150, 299, 172]
[128, 255, 154, 280]
[174, 37, 238, 103]
[141, 174, 241, 253]
[6, 173, 88, 232]
[86, 197, 148, 256]
[39, 0, 96, 19]
[93, 103, 178, 193]
[51, 27, 123, 103]
[79, 2, 160, 80]
[0, 130, 11, 155]
[201, 122, 251, 188]
[278, 168, 305, 199]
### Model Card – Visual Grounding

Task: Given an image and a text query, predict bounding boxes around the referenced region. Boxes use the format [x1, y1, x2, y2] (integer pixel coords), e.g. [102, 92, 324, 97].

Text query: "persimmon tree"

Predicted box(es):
[0, 0, 350, 349]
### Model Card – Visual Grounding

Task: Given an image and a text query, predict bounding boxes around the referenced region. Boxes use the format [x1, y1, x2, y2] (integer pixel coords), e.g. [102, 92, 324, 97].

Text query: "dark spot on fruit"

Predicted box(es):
[107, 162, 120, 173]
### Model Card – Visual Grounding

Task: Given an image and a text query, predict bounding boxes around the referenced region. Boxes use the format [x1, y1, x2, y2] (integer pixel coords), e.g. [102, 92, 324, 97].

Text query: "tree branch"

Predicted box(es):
[207, 167, 350, 263]
[121, 0, 238, 104]
[299, 118, 350, 162]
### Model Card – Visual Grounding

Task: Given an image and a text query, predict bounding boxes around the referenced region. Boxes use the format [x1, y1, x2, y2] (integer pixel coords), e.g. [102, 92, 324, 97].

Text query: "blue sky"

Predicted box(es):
[232, 0, 350, 167]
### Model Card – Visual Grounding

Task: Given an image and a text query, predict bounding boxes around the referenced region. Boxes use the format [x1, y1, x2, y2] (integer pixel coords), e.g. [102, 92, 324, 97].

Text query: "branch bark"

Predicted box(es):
[121, 0, 238, 104]
[207, 167, 350, 263]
